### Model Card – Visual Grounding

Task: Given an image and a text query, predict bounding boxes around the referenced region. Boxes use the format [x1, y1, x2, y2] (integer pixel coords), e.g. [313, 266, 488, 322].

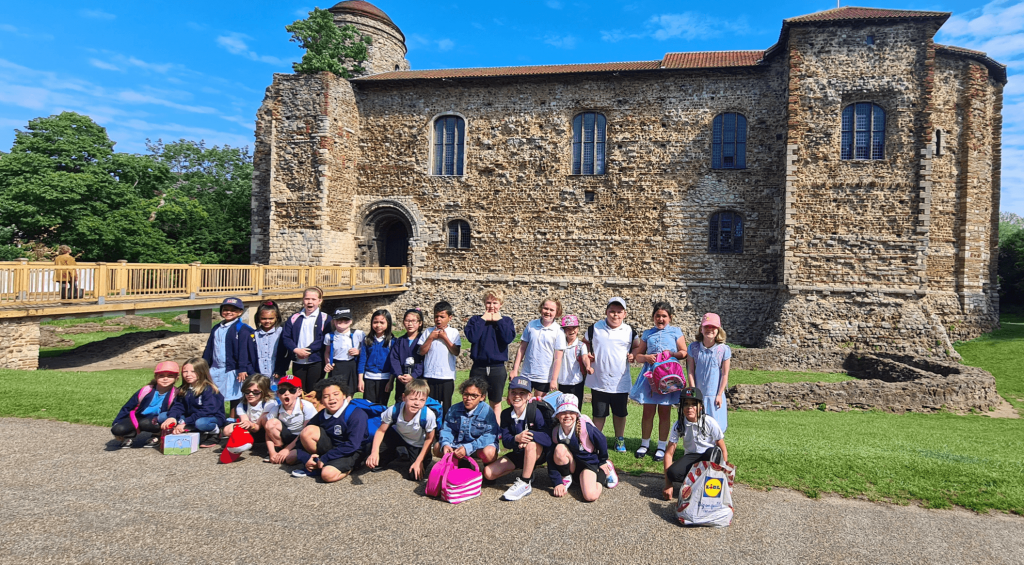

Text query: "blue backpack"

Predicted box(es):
[390, 397, 444, 430]
[342, 398, 389, 448]
[524, 390, 562, 433]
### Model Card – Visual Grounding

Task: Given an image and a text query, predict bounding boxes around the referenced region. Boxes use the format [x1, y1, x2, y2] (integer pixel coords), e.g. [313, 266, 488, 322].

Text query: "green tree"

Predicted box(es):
[999, 214, 1024, 308]
[286, 7, 371, 77]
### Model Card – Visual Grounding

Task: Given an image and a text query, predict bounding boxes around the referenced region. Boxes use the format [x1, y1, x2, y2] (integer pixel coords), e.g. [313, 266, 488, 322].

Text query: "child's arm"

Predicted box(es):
[464, 412, 498, 456]
[496, 316, 516, 345]
[410, 429, 435, 480]
[112, 392, 140, 426]
[510, 339, 528, 379]
[627, 334, 641, 363]
[366, 423, 389, 469]
[347, 331, 362, 357]
[674, 334, 688, 360]
[439, 329, 460, 356]
[685, 347, 696, 388]
[580, 344, 594, 375]
[548, 349, 564, 391]
[715, 438, 728, 463]
[464, 315, 483, 344]
[322, 413, 367, 462]
[717, 358, 730, 409]
[357, 341, 369, 375]
[632, 339, 649, 365]
[417, 331, 435, 356]
[663, 441, 678, 500]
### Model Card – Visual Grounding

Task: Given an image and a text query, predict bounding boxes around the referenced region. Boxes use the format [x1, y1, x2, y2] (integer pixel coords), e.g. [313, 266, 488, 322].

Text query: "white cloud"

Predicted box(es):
[294, 8, 312, 17]
[437, 38, 455, 51]
[544, 34, 578, 49]
[602, 11, 750, 43]
[79, 9, 116, 20]
[89, 58, 121, 71]
[125, 56, 175, 74]
[408, 33, 458, 53]
[116, 90, 218, 114]
[216, 33, 288, 65]
[546, 1, 563, 9]
[0, 23, 54, 40]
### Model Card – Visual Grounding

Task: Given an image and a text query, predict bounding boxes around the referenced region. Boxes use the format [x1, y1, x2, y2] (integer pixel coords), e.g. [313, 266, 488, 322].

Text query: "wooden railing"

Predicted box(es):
[0, 261, 408, 306]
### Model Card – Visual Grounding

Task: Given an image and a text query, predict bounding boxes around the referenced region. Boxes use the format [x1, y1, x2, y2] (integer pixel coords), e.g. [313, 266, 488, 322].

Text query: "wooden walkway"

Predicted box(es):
[0, 262, 408, 319]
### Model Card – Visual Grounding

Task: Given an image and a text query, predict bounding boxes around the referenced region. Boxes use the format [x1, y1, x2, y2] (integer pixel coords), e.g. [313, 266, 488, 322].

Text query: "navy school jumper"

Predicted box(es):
[202, 319, 258, 374]
[464, 315, 516, 366]
[296, 403, 369, 464]
[112, 387, 177, 427]
[280, 311, 331, 365]
[499, 405, 554, 451]
[387, 334, 425, 378]
[547, 421, 609, 486]
[167, 387, 227, 428]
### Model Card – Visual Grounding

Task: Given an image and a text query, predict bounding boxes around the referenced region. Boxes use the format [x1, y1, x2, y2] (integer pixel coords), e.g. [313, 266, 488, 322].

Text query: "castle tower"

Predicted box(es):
[328, 1, 410, 75]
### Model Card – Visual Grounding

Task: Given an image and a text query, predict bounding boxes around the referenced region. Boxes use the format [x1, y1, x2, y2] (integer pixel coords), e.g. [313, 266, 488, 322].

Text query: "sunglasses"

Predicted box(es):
[244, 389, 262, 396]
[278, 387, 298, 394]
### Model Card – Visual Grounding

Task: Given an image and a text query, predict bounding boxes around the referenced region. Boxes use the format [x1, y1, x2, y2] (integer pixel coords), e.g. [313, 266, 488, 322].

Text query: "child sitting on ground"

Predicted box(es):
[434, 377, 498, 465]
[292, 379, 367, 483]
[163, 357, 226, 448]
[202, 297, 258, 417]
[548, 394, 618, 501]
[662, 387, 728, 501]
[484, 376, 553, 501]
[366, 379, 437, 480]
[263, 375, 317, 464]
[324, 307, 364, 395]
[418, 301, 462, 414]
[223, 374, 274, 446]
[111, 361, 180, 448]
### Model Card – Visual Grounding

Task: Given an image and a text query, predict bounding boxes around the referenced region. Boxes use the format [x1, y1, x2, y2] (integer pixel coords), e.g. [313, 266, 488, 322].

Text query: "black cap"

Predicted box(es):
[332, 307, 352, 319]
[680, 387, 703, 403]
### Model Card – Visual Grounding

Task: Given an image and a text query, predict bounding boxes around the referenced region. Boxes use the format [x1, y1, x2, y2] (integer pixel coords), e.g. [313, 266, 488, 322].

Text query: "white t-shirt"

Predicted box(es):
[264, 398, 317, 433]
[235, 399, 269, 423]
[418, 327, 461, 380]
[381, 403, 438, 448]
[584, 320, 636, 393]
[668, 416, 724, 455]
[520, 319, 567, 383]
[325, 330, 365, 361]
[558, 339, 590, 386]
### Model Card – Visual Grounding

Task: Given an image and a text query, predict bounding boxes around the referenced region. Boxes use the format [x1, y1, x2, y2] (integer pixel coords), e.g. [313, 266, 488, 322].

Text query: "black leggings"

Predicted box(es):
[425, 378, 455, 416]
[111, 416, 161, 439]
[665, 448, 714, 484]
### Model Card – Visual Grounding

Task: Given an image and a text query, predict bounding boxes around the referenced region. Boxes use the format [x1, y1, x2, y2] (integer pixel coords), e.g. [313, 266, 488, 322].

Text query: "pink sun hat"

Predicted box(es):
[700, 313, 722, 329]
[560, 314, 580, 328]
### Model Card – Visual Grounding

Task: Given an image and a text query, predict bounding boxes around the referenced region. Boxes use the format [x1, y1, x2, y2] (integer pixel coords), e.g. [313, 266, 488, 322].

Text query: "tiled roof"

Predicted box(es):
[329, 1, 398, 28]
[662, 50, 765, 69]
[354, 60, 662, 81]
[785, 6, 949, 23]
[934, 43, 1008, 84]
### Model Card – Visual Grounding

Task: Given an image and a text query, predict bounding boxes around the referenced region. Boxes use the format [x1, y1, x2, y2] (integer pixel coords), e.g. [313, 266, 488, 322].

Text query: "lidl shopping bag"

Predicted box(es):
[675, 460, 736, 527]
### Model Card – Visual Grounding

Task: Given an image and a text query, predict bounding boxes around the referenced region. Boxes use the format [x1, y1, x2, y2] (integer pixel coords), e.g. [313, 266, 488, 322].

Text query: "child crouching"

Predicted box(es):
[548, 394, 618, 502]
[662, 387, 728, 501]
[366, 379, 437, 480]
[484, 376, 553, 501]
[292, 379, 367, 483]
[111, 361, 180, 448]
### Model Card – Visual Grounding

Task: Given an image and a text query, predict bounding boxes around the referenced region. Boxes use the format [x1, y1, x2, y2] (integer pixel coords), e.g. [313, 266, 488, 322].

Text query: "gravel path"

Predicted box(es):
[2, 417, 1022, 564]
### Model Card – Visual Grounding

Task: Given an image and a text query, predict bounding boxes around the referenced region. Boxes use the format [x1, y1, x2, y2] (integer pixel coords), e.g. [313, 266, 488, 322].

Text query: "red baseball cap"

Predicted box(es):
[154, 361, 179, 375]
[277, 375, 302, 390]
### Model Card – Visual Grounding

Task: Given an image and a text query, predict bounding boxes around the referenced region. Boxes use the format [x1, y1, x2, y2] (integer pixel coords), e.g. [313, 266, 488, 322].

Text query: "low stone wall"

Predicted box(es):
[40, 331, 208, 371]
[0, 319, 40, 370]
[729, 352, 1000, 413]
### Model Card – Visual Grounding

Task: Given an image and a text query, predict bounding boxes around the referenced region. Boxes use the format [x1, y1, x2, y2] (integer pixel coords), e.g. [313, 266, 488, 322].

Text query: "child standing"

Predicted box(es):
[662, 387, 728, 501]
[686, 313, 731, 432]
[417, 301, 462, 415]
[202, 297, 257, 417]
[388, 308, 425, 401]
[252, 300, 288, 390]
[163, 357, 226, 448]
[511, 298, 566, 397]
[110, 361, 179, 448]
[557, 314, 592, 402]
[324, 307, 364, 396]
[263, 375, 317, 464]
[293, 380, 367, 483]
[464, 288, 517, 421]
[434, 377, 498, 465]
[547, 394, 618, 502]
[366, 379, 437, 481]
[280, 287, 331, 391]
[223, 374, 274, 445]
[584, 297, 639, 453]
[629, 301, 688, 461]
[484, 377, 553, 501]
[359, 309, 395, 405]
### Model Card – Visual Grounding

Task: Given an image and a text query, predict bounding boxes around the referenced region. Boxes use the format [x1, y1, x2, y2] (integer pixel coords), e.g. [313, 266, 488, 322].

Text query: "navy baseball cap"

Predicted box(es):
[332, 307, 352, 319]
[509, 376, 532, 392]
[220, 297, 244, 310]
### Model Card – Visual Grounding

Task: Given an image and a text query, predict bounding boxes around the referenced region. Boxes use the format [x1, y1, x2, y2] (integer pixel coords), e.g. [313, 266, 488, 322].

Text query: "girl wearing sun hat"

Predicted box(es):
[110, 361, 180, 448]
[686, 313, 731, 432]
[547, 394, 618, 501]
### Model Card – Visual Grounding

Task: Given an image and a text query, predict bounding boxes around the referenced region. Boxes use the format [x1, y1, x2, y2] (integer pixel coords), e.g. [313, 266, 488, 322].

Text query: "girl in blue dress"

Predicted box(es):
[629, 301, 688, 461]
[685, 313, 731, 433]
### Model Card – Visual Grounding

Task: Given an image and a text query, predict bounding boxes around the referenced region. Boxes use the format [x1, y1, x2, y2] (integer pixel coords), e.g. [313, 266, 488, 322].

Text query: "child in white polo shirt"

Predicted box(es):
[324, 307, 364, 397]
[584, 296, 639, 454]
[366, 379, 437, 481]
[417, 301, 461, 415]
[511, 297, 567, 397]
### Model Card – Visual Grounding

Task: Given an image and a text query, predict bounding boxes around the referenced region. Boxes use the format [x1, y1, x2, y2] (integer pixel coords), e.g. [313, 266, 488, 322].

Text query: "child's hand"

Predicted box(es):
[324, 363, 334, 373]
[482, 311, 500, 322]
[409, 460, 424, 480]
[627, 353, 635, 363]
[399, 373, 412, 383]
[587, 366, 595, 375]
[384, 381, 393, 393]
[517, 430, 533, 444]
[306, 455, 321, 472]
[173, 423, 186, 435]
[435, 328, 451, 345]
[662, 486, 674, 501]
[553, 484, 568, 498]
[294, 347, 311, 360]
[366, 452, 379, 469]
[453, 446, 467, 459]
[358, 377, 365, 393]
[237, 372, 247, 382]
[715, 393, 723, 409]
[162, 418, 177, 430]
[347, 347, 359, 356]
[269, 449, 288, 464]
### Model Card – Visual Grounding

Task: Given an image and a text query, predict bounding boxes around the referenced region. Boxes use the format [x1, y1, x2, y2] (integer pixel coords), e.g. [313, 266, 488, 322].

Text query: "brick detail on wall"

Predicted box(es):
[0, 319, 40, 370]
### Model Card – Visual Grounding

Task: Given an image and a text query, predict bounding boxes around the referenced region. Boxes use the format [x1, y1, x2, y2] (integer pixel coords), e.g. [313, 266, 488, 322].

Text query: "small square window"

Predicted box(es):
[866, 35, 874, 45]
[584, 190, 596, 202]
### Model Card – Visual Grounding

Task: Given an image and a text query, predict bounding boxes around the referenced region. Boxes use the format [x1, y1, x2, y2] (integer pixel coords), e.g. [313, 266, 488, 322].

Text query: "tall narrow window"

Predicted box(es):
[841, 103, 885, 160]
[433, 115, 465, 176]
[712, 113, 747, 169]
[572, 112, 606, 175]
[447, 220, 470, 249]
[709, 211, 743, 254]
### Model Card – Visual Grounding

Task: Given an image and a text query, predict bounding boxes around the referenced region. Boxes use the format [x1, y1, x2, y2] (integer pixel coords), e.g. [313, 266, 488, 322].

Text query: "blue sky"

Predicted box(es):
[1, 0, 1020, 215]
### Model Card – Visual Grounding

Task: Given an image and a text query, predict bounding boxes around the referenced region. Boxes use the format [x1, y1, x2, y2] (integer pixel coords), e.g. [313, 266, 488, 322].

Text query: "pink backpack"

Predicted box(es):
[129, 385, 176, 432]
[549, 414, 597, 453]
[426, 452, 457, 497]
[441, 455, 483, 504]
[644, 350, 686, 395]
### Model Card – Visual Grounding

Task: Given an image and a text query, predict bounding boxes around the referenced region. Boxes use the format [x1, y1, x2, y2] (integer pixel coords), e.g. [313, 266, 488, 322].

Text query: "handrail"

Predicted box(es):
[0, 261, 408, 306]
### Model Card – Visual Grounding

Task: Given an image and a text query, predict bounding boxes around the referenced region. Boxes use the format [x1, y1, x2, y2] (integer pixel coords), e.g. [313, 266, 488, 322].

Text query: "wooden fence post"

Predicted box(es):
[16, 258, 28, 301]
[95, 262, 109, 304]
[188, 262, 201, 299]
[254, 263, 264, 297]
[115, 260, 128, 296]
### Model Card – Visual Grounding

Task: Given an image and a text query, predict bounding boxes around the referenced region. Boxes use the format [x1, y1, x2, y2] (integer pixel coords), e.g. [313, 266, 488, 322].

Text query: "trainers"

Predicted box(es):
[291, 468, 313, 478]
[119, 438, 133, 448]
[145, 436, 160, 448]
[561, 475, 573, 490]
[605, 461, 619, 489]
[615, 437, 626, 453]
[503, 478, 533, 501]
[634, 445, 648, 459]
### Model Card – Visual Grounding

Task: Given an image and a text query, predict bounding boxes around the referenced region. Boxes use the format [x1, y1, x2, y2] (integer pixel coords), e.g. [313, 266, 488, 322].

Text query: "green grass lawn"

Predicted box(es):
[1, 314, 1021, 513]
[40, 312, 189, 357]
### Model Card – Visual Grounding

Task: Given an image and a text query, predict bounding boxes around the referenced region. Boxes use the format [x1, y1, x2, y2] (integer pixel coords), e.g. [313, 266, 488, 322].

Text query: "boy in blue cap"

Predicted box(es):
[203, 297, 258, 417]
[483, 376, 553, 501]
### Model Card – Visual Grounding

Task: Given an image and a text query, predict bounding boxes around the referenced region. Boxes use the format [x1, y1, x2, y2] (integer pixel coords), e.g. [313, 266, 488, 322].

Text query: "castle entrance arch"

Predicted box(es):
[361, 202, 415, 268]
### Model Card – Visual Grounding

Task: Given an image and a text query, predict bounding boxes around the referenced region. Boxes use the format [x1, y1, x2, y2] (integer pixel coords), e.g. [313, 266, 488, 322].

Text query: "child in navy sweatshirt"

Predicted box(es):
[111, 361, 180, 448]
[388, 308, 425, 401]
[484, 377, 553, 501]
[280, 288, 330, 391]
[359, 309, 394, 405]
[202, 297, 257, 417]
[292, 380, 368, 483]
[464, 288, 516, 421]
[163, 357, 227, 448]
[547, 394, 618, 502]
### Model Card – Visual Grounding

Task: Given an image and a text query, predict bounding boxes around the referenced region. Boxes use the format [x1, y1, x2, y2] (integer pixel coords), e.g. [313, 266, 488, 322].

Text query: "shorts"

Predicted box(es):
[574, 459, 607, 486]
[530, 381, 551, 393]
[313, 427, 366, 473]
[558, 382, 586, 402]
[279, 426, 300, 447]
[590, 390, 629, 418]
[469, 363, 508, 403]
[504, 447, 547, 470]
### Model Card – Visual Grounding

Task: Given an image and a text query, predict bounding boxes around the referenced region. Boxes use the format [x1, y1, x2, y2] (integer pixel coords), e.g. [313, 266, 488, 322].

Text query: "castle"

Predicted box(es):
[251, 2, 1005, 356]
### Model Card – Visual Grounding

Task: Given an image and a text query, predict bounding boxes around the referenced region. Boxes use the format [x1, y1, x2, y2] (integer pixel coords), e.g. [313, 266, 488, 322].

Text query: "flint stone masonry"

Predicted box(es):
[0, 319, 40, 371]
[252, 5, 1005, 359]
[728, 352, 1000, 413]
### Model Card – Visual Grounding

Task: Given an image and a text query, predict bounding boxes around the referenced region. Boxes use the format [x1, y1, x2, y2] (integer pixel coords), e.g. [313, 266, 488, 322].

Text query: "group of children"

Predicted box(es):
[111, 287, 733, 503]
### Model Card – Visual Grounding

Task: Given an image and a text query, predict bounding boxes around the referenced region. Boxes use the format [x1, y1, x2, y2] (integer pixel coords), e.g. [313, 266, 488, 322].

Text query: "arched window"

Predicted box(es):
[841, 103, 885, 160]
[447, 220, 470, 249]
[433, 115, 465, 176]
[709, 211, 743, 254]
[572, 112, 606, 175]
[712, 113, 747, 169]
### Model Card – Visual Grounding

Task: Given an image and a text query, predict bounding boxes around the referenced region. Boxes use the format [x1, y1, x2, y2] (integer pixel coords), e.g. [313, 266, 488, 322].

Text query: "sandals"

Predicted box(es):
[634, 446, 649, 459]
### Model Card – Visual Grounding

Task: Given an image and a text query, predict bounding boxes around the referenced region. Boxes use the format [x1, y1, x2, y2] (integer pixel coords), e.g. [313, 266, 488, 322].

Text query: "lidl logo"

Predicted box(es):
[703, 478, 723, 498]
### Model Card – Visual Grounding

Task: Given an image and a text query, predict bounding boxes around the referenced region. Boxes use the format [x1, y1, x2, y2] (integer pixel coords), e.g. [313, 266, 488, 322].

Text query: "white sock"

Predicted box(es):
[657, 440, 667, 451]
[640, 438, 651, 449]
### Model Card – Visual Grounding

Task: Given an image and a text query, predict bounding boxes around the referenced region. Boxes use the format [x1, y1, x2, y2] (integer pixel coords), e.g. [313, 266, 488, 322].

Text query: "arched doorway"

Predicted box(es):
[379, 218, 409, 267]
[361, 202, 415, 268]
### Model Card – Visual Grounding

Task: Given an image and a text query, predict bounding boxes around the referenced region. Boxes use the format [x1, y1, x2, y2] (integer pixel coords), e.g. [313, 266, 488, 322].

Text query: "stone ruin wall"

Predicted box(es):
[330, 11, 410, 76]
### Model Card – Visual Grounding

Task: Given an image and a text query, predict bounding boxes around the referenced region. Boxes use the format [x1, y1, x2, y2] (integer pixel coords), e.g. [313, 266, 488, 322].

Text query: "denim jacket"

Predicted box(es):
[439, 401, 498, 456]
